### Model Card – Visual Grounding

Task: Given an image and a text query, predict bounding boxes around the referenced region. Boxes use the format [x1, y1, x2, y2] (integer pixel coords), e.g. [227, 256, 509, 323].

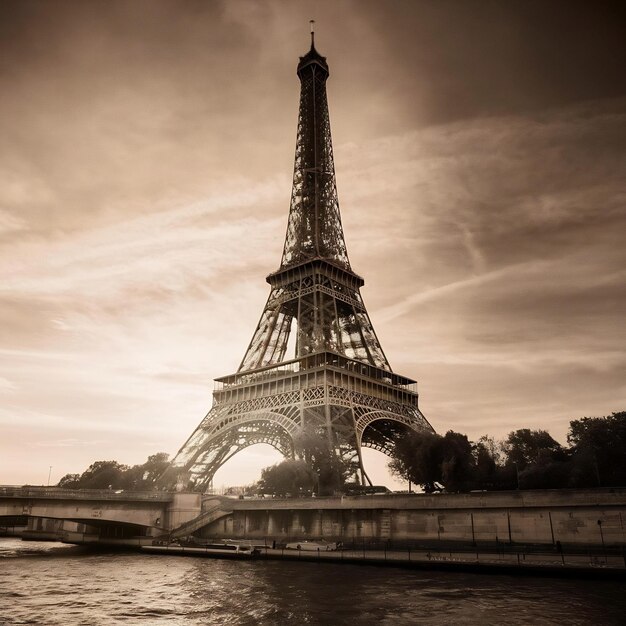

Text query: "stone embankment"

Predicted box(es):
[197, 488, 626, 549]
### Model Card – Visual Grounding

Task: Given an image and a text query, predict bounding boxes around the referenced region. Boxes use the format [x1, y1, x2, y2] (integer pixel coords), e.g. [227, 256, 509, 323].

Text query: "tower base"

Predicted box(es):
[163, 351, 433, 492]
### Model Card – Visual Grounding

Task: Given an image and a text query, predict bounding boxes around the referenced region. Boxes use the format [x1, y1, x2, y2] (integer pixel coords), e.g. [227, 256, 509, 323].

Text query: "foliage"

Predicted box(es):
[54, 411, 625, 494]
[440, 431, 475, 492]
[567, 412, 626, 487]
[500, 428, 569, 489]
[293, 430, 356, 495]
[76, 461, 130, 490]
[257, 459, 316, 496]
[388, 430, 474, 493]
[56, 473, 81, 488]
[473, 436, 499, 487]
[388, 412, 624, 492]
[257, 429, 357, 497]
[56, 453, 170, 490]
[502, 429, 564, 471]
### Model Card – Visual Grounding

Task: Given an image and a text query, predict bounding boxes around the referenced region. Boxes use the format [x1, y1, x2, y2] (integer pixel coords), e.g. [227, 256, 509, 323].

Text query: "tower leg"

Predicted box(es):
[362, 468, 373, 487]
[353, 436, 372, 486]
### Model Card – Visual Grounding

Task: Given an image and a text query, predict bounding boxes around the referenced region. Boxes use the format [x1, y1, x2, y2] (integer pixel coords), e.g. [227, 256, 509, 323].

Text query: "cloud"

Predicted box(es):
[0, 2, 624, 486]
[30, 438, 107, 449]
[0, 376, 16, 393]
[0, 209, 27, 235]
[376, 262, 532, 323]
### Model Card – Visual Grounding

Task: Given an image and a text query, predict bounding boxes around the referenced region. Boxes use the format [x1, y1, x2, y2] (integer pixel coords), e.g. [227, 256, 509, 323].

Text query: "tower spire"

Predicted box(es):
[310, 19, 315, 48]
[282, 29, 348, 272]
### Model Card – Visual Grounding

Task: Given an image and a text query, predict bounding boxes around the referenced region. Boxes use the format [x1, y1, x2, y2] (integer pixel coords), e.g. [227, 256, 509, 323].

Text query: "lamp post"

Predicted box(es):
[47, 466, 52, 487]
[597, 519, 605, 556]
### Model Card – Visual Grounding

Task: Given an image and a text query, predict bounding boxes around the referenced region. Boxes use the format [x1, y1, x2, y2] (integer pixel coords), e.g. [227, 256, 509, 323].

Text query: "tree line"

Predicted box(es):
[56, 453, 170, 490]
[388, 411, 626, 492]
[252, 411, 626, 495]
[55, 411, 624, 494]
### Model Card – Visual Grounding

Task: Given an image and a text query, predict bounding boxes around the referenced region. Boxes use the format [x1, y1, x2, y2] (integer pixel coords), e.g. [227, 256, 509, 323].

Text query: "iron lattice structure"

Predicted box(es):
[165, 35, 434, 491]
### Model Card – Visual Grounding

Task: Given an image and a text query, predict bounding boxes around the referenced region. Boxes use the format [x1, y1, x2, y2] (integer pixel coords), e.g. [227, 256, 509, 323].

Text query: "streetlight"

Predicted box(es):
[47, 466, 52, 487]
[597, 519, 605, 555]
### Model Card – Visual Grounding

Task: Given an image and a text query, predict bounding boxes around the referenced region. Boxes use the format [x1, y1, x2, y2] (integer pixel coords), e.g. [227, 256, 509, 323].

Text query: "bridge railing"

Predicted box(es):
[0, 485, 173, 502]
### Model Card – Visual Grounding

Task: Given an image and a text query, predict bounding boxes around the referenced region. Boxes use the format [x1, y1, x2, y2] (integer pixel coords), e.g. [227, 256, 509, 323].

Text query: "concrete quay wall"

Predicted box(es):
[199, 489, 626, 547]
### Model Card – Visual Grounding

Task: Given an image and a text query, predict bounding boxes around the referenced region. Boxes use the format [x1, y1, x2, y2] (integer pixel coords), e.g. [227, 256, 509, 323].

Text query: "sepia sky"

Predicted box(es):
[1, 0, 625, 488]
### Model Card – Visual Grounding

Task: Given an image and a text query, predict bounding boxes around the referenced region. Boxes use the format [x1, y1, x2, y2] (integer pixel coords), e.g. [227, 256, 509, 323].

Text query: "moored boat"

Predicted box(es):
[142, 542, 259, 558]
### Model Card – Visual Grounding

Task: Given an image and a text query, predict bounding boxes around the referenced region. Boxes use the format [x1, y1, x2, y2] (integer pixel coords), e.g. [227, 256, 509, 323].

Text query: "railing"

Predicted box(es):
[165, 506, 233, 540]
[215, 351, 417, 391]
[0, 486, 173, 502]
[241, 537, 626, 572]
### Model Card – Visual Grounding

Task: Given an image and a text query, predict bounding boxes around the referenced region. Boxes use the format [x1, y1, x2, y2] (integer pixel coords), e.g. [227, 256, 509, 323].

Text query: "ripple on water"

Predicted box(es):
[1, 539, 625, 625]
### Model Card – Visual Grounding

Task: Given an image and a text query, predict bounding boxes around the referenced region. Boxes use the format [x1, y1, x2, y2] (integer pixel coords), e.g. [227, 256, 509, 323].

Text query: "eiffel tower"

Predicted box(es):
[164, 28, 434, 491]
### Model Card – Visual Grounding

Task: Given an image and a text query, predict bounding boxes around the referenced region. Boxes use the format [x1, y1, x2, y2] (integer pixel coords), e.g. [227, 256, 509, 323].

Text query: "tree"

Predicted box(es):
[517, 458, 571, 489]
[502, 429, 564, 471]
[473, 436, 499, 487]
[567, 412, 626, 487]
[389, 430, 542, 492]
[293, 430, 356, 495]
[258, 459, 316, 496]
[388, 431, 443, 491]
[57, 473, 80, 488]
[56, 453, 171, 490]
[76, 460, 130, 489]
[123, 452, 171, 490]
[141, 452, 170, 484]
[440, 431, 475, 492]
[501, 429, 569, 489]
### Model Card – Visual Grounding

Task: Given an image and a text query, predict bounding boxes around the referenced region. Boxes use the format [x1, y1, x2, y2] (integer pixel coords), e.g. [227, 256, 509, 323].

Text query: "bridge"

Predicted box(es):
[0, 486, 207, 545]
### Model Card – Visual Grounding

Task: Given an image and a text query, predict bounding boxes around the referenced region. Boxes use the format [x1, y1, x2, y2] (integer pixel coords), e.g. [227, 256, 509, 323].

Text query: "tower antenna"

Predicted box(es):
[310, 19, 315, 47]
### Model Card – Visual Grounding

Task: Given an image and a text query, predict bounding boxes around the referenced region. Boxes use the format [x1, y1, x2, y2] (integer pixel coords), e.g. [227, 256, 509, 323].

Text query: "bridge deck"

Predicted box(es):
[0, 486, 173, 503]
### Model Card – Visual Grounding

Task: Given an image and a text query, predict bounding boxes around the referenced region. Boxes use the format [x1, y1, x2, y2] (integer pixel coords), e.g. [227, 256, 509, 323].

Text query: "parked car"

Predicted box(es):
[342, 485, 392, 496]
[285, 540, 339, 551]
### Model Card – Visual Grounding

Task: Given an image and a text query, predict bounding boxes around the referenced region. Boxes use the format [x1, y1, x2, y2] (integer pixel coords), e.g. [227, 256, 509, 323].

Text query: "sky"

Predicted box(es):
[1, 0, 625, 489]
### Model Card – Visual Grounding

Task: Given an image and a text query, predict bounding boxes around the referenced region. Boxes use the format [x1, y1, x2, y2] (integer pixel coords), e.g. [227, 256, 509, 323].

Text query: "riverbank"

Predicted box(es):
[139, 542, 626, 580]
[196, 488, 626, 553]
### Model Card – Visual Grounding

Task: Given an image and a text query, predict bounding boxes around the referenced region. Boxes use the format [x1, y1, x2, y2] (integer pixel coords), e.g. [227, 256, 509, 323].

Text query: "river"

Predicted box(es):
[1, 538, 624, 625]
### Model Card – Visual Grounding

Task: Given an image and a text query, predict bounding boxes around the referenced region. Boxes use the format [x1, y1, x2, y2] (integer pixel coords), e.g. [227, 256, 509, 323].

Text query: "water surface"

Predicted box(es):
[1, 538, 623, 625]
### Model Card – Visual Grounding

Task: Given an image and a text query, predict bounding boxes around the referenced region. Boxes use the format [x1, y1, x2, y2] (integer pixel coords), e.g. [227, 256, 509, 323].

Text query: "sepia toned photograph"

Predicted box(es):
[1, 1, 625, 624]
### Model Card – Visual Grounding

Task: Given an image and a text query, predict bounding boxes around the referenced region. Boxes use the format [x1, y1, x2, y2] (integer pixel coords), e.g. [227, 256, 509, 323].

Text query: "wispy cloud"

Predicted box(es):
[1, 1, 624, 485]
[376, 262, 535, 323]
